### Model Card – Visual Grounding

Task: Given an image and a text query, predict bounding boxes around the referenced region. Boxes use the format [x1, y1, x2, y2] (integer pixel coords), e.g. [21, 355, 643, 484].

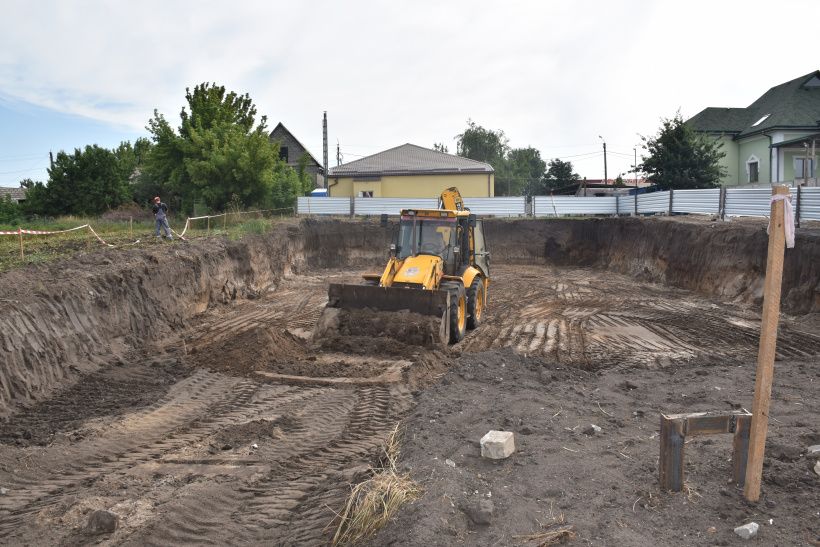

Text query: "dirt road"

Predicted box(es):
[0, 264, 817, 545]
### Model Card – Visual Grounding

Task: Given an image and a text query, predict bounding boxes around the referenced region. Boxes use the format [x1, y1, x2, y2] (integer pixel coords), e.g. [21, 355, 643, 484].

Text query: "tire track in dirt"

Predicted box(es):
[123, 385, 406, 546]
[460, 265, 820, 370]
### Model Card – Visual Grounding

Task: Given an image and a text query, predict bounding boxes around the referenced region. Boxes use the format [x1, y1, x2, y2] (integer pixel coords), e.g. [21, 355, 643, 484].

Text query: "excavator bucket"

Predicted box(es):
[314, 284, 450, 347]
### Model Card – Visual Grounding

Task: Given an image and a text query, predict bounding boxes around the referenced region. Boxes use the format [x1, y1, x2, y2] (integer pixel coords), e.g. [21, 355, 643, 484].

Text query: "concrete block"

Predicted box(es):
[734, 522, 759, 540]
[480, 430, 515, 459]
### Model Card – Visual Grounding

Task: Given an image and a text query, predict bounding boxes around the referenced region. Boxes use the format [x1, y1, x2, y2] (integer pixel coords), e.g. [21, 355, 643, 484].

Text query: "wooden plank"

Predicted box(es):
[686, 415, 733, 436]
[733, 415, 751, 486]
[659, 416, 685, 492]
[744, 185, 790, 502]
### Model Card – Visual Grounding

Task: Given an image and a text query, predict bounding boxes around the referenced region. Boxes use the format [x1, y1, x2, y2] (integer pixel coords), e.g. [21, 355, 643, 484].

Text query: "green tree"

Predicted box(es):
[504, 147, 546, 196]
[614, 175, 626, 187]
[23, 145, 132, 216]
[145, 83, 291, 213]
[542, 158, 580, 191]
[0, 195, 22, 225]
[456, 120, 508, 166]
[640, 113, 725, 189]
[432, 142, 449, 154]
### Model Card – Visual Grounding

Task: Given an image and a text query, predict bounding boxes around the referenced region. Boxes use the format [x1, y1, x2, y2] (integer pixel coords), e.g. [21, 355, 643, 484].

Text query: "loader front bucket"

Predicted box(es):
[314, 284, 450, 347]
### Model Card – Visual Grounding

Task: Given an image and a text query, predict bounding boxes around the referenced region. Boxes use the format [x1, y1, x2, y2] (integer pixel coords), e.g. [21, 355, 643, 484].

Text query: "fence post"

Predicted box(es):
[207, 216, 210, 235]
[668, 189, 674, 215]
[615, 195, 620, 216]
[18, 227, 23, 259]
[223, 212, 227, 231]
[719, 187, 727, 220]
[795, 185, 802, 228]
[633, 190, 638, 215]
[129, 217, 133, 238]
[349, 196, 355, 218]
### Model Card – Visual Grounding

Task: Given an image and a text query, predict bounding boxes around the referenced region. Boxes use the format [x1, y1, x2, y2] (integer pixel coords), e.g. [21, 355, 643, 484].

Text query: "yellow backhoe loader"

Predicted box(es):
[317, 187, 490, 346]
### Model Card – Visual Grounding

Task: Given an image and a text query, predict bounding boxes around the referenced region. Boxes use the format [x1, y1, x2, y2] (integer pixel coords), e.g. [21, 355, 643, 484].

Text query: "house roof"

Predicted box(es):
[687, 70, 820, 139]
[328, 144, 494, 177]
[269, 122, 324, 169]
[0, 187, 27, 201]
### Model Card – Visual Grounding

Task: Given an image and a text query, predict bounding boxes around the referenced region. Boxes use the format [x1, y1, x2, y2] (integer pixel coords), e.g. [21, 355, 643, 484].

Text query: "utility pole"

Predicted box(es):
[599, 135, 607, 184]
[634, 147, 638, 189]
[336, 140, 342, 166]
[322, 111, 328, 188]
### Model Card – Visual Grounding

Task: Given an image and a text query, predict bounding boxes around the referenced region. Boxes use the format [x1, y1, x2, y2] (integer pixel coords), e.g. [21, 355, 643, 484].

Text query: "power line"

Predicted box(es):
[0, 166, 48, 175]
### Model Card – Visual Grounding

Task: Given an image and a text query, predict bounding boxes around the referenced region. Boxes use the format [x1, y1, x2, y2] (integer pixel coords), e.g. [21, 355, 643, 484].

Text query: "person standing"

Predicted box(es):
[152, 196, 173, 240]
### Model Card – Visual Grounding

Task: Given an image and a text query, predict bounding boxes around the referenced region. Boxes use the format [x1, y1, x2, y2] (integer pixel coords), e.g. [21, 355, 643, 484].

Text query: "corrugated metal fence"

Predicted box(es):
[297, 187, 820, 223]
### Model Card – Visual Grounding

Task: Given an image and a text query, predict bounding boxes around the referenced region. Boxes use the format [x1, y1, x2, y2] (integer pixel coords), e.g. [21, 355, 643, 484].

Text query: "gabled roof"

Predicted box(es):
[0, 187, 27, 201]
[687, 70, 820, 139]
[328, 144, 494, 177]
[269, 122, 323, 169]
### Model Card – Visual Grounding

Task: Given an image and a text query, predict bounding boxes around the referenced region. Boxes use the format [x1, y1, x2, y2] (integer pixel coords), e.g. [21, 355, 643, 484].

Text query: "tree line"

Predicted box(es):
[448, 115, 725, 196]
[4, 83, 313, 222]
[2, 89, 725, 225]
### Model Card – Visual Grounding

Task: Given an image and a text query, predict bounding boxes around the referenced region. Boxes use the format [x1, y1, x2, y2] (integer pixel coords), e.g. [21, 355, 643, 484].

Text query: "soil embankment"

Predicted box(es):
[485, 217, 820, 314]
[0, 218, 391, 416]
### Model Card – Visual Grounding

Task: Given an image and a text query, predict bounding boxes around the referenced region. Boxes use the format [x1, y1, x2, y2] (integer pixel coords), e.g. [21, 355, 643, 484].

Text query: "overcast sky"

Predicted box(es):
[1, 0, 818, 186]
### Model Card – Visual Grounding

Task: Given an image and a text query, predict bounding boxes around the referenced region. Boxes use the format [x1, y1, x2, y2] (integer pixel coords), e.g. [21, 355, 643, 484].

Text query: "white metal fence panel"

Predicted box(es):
[532, 196, 617, 216]
[799, 187, 820, 221]
[463, 197, 527, 216]
[725, 187, 797, 217]
[637, 191, 670, 214]
[353, 198, 438, 216]
[671, 189, 720, 214]
[297, 197, 350, 215]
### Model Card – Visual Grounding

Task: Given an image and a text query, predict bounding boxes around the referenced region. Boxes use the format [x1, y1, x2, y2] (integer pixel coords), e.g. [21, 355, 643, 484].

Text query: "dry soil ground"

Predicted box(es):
[0, 263, 817, 546]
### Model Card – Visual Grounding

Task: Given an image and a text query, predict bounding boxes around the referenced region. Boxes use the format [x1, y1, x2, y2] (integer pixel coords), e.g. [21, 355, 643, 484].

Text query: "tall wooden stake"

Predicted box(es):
[129, 216, 133, 238]
[18, 227, 24, 259]
[744, 184, 789, 502]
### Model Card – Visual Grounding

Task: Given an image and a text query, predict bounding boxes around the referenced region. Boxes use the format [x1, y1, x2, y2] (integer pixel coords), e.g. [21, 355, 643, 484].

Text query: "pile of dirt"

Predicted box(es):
[315, 308, 447, 350]
[187, 325, 308, 375]
[369, 348, 819, 546]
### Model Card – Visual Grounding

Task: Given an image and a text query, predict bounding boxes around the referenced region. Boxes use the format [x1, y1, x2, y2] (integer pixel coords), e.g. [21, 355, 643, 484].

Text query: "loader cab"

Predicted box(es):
[395, 210, 484, 277]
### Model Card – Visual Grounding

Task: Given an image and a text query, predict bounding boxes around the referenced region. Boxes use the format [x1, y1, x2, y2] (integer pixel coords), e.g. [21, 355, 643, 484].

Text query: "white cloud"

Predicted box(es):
[1, 0, 817, 177]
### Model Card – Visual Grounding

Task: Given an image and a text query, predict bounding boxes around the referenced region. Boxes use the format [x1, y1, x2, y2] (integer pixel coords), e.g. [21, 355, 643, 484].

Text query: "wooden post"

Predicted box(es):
[207, 216, 210, 236]
[744, 184, 790, 502]
[719, 187, 727, 220]
[668, 188, 674, 216]
[659, 416, 685, 491]
[795, 185, 801, 229]
[129, 216, 133, 238]
[18, 227, 24, 259]
[223, 212, 227, 232]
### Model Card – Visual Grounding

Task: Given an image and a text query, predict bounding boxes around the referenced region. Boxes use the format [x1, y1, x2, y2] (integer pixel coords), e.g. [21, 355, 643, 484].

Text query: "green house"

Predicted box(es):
[687, 70, 820, 185]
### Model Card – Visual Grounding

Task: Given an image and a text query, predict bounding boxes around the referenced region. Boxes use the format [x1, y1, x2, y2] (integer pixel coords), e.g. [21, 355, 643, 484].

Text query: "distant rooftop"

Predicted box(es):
[0, 187, 27, 201]
[687, 70, 820, 138]
[329, 144, 494, 177]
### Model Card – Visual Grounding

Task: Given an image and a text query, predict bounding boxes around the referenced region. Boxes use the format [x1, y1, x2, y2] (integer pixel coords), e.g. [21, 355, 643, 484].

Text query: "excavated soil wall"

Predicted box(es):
[484, 217, 820, 314]
[0, 219, 390, 416]
[1, 216, 817, 416]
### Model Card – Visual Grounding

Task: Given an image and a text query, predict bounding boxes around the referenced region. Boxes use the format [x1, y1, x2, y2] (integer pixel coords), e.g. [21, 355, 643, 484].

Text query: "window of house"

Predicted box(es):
[279, 146, 288, 162]
[794, 158, 815, 178]
[358, 190, 374, 198]
[748, 161, 759, 183]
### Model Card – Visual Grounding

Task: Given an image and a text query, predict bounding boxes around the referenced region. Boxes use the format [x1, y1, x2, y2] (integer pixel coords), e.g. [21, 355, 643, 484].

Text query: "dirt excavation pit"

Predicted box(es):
[0, 217, 817, 545]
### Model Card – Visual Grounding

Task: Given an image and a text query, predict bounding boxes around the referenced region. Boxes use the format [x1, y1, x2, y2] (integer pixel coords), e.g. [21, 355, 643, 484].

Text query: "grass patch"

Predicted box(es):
[331, 424, 421, 545]
[0, 211, 292, 273]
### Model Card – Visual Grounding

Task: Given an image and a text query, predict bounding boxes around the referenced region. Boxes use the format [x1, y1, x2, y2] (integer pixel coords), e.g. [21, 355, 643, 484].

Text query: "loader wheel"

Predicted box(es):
[467, 278, 484, 329]
[443, 282, 467, 343]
